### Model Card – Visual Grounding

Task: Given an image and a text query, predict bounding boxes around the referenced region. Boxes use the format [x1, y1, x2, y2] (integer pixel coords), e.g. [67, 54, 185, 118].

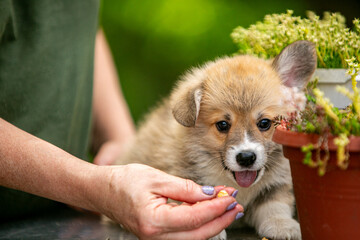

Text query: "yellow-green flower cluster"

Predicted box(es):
[336, 58, 360, 118]
[298, 58, 360, 174]
[333, 133, 350, 169]
[231, 10, 360, 68]
[313, 88, 339, 121]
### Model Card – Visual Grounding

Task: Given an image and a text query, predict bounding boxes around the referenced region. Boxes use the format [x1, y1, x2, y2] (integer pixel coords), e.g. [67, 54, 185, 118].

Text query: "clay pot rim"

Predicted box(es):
[273, 127, 360, 152]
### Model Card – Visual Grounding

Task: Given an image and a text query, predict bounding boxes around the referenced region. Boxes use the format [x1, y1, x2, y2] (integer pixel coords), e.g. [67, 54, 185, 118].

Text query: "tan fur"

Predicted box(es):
[116, 41, 316, 240]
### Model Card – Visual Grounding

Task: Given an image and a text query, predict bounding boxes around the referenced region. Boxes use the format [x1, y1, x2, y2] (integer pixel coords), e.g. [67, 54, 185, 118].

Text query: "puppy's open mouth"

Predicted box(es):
[232, 170, 260, 188]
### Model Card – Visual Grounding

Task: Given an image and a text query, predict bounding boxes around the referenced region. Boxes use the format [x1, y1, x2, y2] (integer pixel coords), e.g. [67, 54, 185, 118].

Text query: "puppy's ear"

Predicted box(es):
[171, 71, 203, 127]
[272, 40, 317, 89]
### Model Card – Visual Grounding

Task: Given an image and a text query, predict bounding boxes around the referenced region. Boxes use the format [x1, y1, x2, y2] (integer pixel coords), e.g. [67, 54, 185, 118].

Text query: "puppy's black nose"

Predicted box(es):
[236, 151, 256, 167]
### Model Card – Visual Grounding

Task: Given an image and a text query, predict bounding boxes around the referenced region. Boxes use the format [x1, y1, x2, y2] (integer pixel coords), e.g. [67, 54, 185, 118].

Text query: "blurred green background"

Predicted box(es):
[100, 0, 359, 124]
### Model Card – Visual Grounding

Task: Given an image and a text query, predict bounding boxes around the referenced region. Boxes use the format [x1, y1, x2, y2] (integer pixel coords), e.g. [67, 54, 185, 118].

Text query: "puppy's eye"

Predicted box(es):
[257, 118, 272, 131]
[216, 121, 231, 133]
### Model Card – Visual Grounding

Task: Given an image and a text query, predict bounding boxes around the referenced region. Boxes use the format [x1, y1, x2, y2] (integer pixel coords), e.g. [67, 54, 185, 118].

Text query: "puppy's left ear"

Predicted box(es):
[171, 71, 203, 127]
[272, 40, 317, 89]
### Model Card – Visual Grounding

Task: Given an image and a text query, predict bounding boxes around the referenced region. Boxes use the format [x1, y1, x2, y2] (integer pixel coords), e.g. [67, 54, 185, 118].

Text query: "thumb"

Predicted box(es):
[155, 174, 225, 203]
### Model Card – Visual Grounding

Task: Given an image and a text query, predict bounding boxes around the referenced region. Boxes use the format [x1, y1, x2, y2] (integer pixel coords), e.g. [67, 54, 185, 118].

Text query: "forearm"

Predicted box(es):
[92, 29, 135, 151]
[0, 118, 106, 212]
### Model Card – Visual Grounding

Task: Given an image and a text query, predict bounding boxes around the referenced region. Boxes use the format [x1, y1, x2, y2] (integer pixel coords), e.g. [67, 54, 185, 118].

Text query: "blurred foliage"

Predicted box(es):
[231, 11, 360, 68]
[99, 0, 355, 124]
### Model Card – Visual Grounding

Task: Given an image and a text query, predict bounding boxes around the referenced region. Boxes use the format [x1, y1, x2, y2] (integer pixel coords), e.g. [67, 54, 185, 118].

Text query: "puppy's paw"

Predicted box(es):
[258, 218, 301, 240]
[208, 229, 227, 240]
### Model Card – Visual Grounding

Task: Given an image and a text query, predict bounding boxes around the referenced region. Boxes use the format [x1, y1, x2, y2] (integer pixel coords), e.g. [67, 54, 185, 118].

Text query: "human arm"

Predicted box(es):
[92, 29, 135, 165]
[0, 118, 243, 239]
[0, 118, 103, 211]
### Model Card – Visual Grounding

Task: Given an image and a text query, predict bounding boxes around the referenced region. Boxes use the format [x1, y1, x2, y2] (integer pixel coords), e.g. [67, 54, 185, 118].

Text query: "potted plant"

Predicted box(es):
[231, 11, 360, 239]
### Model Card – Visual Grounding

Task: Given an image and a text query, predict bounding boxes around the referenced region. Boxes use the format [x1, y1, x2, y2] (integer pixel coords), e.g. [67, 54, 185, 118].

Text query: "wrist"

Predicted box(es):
[81, 165, 121, 215]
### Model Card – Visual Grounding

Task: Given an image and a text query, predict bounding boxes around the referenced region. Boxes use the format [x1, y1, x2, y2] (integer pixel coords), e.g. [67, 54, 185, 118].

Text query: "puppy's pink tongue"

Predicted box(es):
[235, 171, 257, 188]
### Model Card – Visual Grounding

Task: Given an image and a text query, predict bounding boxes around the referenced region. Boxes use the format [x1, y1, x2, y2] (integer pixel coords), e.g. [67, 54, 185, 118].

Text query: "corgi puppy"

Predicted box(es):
[116, 40, 316, 239]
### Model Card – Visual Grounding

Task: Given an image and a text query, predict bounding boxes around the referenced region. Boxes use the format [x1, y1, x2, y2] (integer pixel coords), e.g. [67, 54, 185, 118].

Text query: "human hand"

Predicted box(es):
[98, 164, 243, 240]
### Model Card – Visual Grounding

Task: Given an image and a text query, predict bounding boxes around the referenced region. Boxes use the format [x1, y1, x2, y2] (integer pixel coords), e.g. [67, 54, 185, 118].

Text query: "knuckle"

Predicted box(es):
[187, 213, 203, 229]
[184, 179, 196, 193]
[138, 223, 161, 238]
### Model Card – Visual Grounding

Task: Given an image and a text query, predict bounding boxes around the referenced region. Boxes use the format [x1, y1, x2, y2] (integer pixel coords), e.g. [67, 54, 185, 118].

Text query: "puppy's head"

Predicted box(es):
[171, 41, 316, 188]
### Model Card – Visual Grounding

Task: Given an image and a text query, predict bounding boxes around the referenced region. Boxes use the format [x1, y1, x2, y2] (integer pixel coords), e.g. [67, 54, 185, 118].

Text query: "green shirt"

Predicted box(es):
[0, 0, 99, 219]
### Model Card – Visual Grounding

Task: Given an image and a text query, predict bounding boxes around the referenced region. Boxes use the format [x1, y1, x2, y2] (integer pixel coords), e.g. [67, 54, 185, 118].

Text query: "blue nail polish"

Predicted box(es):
[231, 190, 238, 198]
[236, 212, 244, 220]
[226, 202, 237, 211]
[202, 186, 215, 195]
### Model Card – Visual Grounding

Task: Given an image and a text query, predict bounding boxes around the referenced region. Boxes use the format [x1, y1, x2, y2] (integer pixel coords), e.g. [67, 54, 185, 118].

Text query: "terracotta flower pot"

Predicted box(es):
[273, 127, 360, 240]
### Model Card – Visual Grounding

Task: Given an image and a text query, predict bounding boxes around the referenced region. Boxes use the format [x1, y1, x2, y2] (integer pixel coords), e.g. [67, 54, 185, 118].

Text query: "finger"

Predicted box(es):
[154, 196, 243, 232]
[214, 186, 238, 198]
[176, 187, 238, 207]
[162, 204, 243, 240]
[154, 175, 220, 203]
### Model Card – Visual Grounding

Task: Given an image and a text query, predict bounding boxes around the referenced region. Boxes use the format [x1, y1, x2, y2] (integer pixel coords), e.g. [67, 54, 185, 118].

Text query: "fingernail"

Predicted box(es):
[231, 190, 238, 198]
[201, 186, 215, 195]
[226, 202, 237, 211]
[236, 212, 244, 220]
